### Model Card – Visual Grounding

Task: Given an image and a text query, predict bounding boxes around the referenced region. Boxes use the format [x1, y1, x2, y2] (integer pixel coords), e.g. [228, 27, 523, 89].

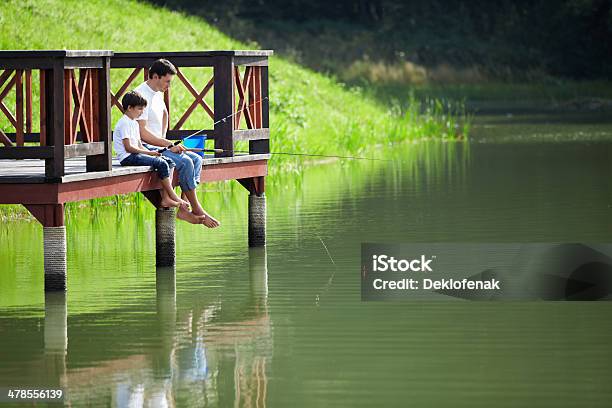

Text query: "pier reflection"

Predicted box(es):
[36, 248, 271, 406]
[44, 292, 67, 394]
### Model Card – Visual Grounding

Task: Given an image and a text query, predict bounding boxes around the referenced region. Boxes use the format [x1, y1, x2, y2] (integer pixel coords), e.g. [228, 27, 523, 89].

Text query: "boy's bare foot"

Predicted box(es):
[177, 199, 190, 212]
[177, 207, 205, 224]
[160, 197, 181, 208]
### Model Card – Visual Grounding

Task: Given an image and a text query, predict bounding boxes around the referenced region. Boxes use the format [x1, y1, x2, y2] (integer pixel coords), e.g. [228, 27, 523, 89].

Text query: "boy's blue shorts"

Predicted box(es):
[120, 153, 175, 180]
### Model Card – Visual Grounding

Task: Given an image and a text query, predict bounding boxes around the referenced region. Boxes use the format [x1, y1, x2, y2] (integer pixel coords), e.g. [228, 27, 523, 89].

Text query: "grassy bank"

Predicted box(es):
[0, 0, 469, 219]
[1, 0, 468, 161]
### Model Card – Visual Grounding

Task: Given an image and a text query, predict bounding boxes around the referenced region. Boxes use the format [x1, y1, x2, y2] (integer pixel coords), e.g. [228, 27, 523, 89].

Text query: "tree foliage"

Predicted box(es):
[150, 0, 612, 79]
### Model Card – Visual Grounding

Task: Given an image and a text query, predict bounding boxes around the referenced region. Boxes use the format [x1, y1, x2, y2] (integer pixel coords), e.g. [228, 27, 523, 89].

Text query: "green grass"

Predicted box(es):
[0, 0, 470, 219]
[0, 0, 468, 155]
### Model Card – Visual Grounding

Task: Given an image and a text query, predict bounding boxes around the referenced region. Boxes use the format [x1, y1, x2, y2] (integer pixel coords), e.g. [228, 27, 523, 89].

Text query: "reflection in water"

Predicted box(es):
[2, 113, 612, 406]
[44, 292, 67, 395]
[189, 247, 271, 407]
[116, 250, 269, 407]
[237, 247, 269, 408]
[17, 249, 271, 407]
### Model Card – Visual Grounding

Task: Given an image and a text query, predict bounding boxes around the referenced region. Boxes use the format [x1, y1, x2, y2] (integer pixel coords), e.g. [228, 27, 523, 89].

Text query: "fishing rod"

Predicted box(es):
[190, 148, 389, 162]
[160, 97, 269, 153]
[160, 96, 388, 162]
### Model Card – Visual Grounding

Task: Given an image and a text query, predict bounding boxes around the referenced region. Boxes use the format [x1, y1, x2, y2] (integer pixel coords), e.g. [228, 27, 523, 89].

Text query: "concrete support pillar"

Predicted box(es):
[43, 226, 67, 291]
[156, 208, 176, 267]
[248, 193, 266, 247]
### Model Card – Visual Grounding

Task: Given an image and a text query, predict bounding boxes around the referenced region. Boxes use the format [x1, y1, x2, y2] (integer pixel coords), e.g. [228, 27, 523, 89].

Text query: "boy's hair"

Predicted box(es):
[148, 59, 177, 78]
[121, 91, 148, 111]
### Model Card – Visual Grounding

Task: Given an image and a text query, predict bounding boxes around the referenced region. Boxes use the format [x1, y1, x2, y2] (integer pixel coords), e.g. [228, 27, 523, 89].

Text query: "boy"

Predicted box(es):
[113, 91, 189, 210]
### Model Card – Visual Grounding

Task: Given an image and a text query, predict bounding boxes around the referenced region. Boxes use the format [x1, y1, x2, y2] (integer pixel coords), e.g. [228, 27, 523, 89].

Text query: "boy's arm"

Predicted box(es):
[137, 120, 170, 146]
[123, 138, 159, 156]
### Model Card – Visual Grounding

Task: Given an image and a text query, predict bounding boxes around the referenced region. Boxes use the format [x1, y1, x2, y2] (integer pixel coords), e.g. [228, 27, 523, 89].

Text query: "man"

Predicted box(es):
[134, 59, 220, 228]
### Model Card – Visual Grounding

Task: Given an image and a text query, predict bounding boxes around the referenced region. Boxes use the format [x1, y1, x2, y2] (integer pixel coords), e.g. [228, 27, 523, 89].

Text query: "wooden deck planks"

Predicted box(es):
[0, 154, 270, 184]
[0, 154, 269, 204]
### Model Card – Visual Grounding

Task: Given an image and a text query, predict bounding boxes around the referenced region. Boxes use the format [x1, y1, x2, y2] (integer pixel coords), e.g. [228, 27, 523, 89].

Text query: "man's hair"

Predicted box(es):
[149, 59, 177, 78]
[122, 91, 148, 111]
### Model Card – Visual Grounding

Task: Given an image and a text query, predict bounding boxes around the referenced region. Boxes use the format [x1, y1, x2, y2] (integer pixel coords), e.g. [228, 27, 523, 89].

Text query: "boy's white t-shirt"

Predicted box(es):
[113, 115, 141, 162]
[134, 82, 167, 137]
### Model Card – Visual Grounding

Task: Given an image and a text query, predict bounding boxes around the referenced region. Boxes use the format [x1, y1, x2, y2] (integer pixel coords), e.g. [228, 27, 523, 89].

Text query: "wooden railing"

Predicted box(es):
[0, 50, 112, 179]
[0, 50, 271, 180]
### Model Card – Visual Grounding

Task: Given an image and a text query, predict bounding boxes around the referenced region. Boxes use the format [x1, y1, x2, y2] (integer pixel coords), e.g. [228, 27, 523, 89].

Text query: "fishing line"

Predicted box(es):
[315, 235, 338, 305]
[161, 96, 390, 162]
[227, 150, 388, 162]
[318, 235, 336, 266]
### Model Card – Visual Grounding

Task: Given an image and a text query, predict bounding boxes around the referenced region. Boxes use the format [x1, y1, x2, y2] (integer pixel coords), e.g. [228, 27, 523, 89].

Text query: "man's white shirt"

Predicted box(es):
[134, 82, 167, 137]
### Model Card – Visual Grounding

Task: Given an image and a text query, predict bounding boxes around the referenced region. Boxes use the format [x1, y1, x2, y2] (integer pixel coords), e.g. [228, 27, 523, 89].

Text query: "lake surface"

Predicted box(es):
[1, 110, 611, 407]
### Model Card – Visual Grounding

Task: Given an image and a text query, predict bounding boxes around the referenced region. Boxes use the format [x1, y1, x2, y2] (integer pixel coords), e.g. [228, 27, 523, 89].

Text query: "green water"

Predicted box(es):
[1, 110, 612, 407]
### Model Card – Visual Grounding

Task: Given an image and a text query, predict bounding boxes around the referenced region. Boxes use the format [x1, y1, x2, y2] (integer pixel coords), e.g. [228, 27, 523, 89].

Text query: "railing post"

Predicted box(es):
[249, 64, 270, 155]
[40, 69, 47, 146]
[15, 69, 24, 146]
[214, 54, 234, 157]
[261, 66, 269, 130]
[86, 56, 112, 172]
[45, 58, 65, 180]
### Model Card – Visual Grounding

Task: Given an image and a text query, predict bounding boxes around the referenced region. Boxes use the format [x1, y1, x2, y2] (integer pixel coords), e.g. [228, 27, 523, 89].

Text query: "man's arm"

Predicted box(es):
[162, 109, 186, 152]
[138, 119, 186, 153]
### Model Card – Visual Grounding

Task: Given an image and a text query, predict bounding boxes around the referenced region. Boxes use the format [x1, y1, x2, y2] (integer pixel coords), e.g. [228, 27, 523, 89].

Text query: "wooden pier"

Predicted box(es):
[0, 50, 272, 291]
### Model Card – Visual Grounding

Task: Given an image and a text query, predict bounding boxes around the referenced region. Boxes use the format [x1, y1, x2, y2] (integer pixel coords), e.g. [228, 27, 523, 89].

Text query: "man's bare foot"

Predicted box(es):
[200, 211, 220, 228]
[188, 204, 219, 228]
[160, 197, 181, 208]
[190, 206, 206, 217]
[177, 208, 204, 224]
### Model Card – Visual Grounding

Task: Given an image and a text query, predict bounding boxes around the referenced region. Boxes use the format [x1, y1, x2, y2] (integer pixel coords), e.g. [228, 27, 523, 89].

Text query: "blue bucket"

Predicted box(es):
[183, 135, 207, 157]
